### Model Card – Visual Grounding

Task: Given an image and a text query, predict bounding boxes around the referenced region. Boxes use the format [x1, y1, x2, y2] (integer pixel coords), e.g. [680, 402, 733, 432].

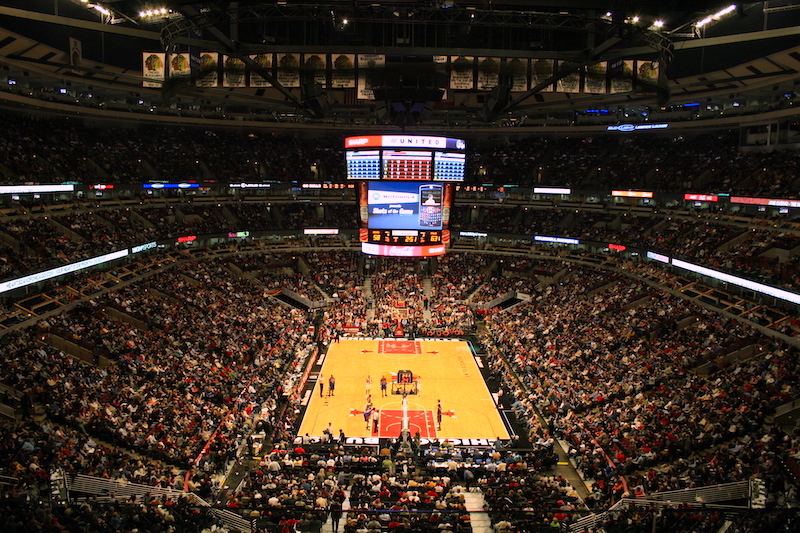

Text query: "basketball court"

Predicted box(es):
[297, 339, 511, 442]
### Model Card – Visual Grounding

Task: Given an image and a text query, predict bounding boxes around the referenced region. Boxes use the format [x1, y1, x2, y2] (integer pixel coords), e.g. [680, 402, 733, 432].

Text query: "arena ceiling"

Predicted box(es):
[0, 1, 799, 131]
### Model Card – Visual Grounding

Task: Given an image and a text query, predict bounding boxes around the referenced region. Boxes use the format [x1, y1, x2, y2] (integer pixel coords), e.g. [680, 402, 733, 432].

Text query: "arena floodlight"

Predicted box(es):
[139, 7, 170, 19]
[695, 4, 737, 29]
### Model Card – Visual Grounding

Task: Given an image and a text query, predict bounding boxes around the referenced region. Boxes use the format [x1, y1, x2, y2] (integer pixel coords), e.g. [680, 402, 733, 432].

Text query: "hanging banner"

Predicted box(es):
[169, 53, 191, 78]
[303, 53, 327, 86]
[69, 37, 83, 72]
[331, 54, 355, 88]
[433, 55, 450, 97]
[531, 58, 554, 92]
[357, 53, 385, 100]
[507, 58, 528, 92]
[450, 56, 474, 90]
[477, 57, 501, 90]
[277, 53, 300, 88]
[249, 53, 272, 87]
[637, 60, 659, 88]
[223, 55, 246, 87]
[557, 61, 581, 93]
[142, 52, 166, 88]
[584, 62, 607, 94]
[610, 59, 634, 94]
[197, 52, 219, 87]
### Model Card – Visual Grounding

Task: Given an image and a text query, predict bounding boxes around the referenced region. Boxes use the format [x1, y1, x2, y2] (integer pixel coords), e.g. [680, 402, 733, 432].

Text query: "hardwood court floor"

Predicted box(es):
[298, 339, 510, 441]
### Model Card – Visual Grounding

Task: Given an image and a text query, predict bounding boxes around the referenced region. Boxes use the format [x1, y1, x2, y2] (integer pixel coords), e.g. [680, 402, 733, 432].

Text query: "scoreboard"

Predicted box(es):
[347, 135, 463, 258]
[364, 229, 449, 245]
[345, 135, 466, 182]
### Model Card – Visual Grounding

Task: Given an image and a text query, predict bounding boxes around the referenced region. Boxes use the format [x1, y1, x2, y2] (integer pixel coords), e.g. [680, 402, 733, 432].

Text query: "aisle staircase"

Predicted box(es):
[364, 276, 375, 321]
[422, 276, 432, 321]
[463, 490, 491, 533]
[321, 489, 351, 533]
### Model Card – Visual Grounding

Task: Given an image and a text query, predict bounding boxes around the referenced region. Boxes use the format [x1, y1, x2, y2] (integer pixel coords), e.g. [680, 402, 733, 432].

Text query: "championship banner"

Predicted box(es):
[169, 53, 191, 77]
[197, 52, 219, 87]
[357, 53, 385, 100]
[531, 58, 554, 91]
[433, 55, 449, 97]
[277, 53, 301, 88]
[142, 52, 165, 88]
[330, 54, 355, 88]
[585, 61, 607, 94]
[450, 56, 474, 90]
[249, 53, 272, 87]
[69, 37, 83, 71]
[610, 59, 633, 94]
[303, 53, 327, 85]
[223, 55, 246, 87]
[507, 58, 528, 92]
[557, 61, 581, 93]
[637, 60, 659, 87]
[477, 57, 500, 90]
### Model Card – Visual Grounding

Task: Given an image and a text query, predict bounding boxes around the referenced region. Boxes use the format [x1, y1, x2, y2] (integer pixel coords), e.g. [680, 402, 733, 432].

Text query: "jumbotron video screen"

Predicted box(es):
[345, 135, 463, 258]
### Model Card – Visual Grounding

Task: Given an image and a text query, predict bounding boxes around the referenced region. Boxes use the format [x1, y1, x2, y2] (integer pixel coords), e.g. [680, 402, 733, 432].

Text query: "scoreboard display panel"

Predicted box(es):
[346, 150, 381, 179]
[345, 135, 466, 182]
[382, 150, 432, 180]
[433, 152, 466, 181]
[358, 180, 453, 258]
[367, 181, 442, 231]
[347, 134, 462, 258]
[366, 229, 447, 245]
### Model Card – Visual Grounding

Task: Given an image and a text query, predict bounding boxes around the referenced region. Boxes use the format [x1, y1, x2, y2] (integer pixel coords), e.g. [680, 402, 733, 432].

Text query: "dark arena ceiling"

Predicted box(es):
[0, 1, 799, 131]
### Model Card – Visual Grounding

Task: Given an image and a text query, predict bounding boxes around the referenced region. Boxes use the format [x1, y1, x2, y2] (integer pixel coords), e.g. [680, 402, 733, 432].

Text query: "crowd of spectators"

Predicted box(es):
[0, 256, 312, 503]
[0, 237, 799, 532]
[0, 190, 798, 295]
[475, 262, 800, 530]
[469, 257, 559, 306]
[371, 259, 426, 334]
[2, 109, 800, 531]
[3, 112, 800, 198]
